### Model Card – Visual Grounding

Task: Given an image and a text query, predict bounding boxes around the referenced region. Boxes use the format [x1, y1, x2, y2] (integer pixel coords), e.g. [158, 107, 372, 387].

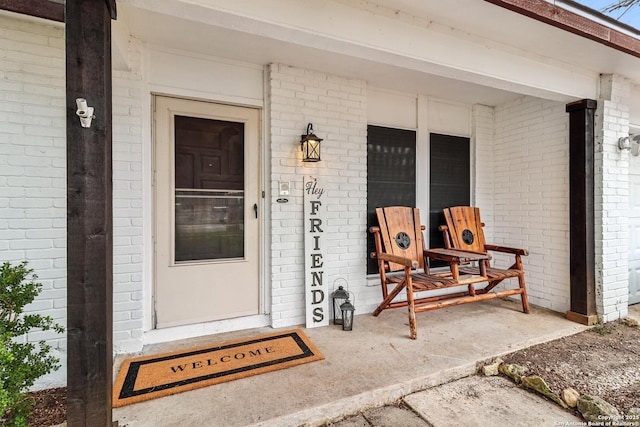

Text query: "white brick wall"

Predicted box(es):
[111, 60, 145, 353]
[0, 15, 146, 387]
[268, 63, 377, 326]
[490, 96, 571, 313]
[0, 14, 67, 388]
[472, 104, 495, 240]
[595, 74, 631, 322]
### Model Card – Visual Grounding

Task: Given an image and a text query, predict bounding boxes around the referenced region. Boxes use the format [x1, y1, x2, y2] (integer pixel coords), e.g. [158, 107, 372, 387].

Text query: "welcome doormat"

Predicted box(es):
[112, 329, 323, 407]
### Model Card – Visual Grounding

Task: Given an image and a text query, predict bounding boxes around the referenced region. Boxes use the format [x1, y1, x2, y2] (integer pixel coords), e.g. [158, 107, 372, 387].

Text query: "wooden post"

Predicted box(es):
[66, 1, 117, 425]
[0, 0, 64, 22]
[566, 99, 599, 326]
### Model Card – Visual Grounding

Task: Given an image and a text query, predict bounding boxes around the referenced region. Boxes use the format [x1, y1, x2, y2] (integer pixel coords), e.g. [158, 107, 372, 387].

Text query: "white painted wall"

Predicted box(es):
[111, 50, 145, 355]
[147, 47, 264, 107]
[472, 104, 496, 231]
[367, 88, 417, 130]
[268, 64, 373, 323]
[595, 74, 631, 321]
[491, 96, 571, 313]
[0, 14, 66, 389]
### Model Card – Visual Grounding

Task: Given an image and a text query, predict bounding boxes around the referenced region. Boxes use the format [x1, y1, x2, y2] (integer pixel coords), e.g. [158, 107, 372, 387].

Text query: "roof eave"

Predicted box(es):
[484, 0, 640, 59]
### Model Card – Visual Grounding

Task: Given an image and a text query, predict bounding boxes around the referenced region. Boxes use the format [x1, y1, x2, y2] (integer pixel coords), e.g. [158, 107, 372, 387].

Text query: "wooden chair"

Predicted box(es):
[440, 206, 530, 314]
[370, 206, 495, 339]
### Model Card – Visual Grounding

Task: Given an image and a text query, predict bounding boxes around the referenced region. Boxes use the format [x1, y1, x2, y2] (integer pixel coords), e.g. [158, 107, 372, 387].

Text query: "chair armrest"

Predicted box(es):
[485, 244, 529, 256]
[375, 252, 419, 269]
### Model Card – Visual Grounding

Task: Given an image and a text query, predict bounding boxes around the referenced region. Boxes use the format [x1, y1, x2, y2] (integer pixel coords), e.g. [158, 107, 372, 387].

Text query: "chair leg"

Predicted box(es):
[406, 272, 417, 339]
[373, 281, 406, 317]
[518, 273, 530, 314]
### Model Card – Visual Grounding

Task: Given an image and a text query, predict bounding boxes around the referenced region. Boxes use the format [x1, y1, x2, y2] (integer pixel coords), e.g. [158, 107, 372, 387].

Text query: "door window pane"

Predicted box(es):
[174, 115, 245, 262]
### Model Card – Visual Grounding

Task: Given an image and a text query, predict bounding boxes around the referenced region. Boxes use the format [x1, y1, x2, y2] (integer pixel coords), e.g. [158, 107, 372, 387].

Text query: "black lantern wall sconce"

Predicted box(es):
[300, 123, 322, 162]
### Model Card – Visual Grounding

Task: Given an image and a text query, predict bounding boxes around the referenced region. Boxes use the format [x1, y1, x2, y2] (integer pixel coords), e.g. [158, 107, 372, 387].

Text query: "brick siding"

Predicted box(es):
[595, 74, 631, 322]
[0, 15, 146, 387]
[490, 96, 571, 313]
[267, 64, 378, 326]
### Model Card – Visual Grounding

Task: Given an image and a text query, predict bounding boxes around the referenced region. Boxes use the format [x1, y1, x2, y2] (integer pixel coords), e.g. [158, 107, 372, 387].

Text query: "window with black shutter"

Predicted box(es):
[366, 128, 470, 274]
[366, 125, 416, 274]
[428, 133, 470, 252]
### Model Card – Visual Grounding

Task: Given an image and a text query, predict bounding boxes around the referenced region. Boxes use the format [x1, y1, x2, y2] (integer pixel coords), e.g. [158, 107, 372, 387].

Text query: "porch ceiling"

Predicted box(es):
[117, 0, 640, 109]
[117, 4, 524, 106]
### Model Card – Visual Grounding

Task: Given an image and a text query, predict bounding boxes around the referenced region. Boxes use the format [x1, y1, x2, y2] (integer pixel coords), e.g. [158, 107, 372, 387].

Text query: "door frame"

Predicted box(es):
[150, 93, 267, 331]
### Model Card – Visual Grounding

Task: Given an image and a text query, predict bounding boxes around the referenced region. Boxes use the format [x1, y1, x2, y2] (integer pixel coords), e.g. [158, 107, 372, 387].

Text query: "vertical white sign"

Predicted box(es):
[304, 176, 329, 328]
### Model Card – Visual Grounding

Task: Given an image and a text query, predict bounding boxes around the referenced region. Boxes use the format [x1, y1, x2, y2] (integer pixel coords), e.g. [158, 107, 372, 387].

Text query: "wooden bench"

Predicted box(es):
[370, 206, 529, 339]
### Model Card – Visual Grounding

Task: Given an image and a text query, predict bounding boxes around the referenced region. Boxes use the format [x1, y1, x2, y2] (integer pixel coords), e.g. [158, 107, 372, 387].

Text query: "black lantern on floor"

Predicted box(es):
[332, 285, 349, 326]
[300, 123, 322, 162]
[340, 298, 355, 331]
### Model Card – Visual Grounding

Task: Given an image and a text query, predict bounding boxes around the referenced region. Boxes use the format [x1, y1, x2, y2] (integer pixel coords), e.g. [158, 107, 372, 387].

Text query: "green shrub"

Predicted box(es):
[0, 261, 64, 426]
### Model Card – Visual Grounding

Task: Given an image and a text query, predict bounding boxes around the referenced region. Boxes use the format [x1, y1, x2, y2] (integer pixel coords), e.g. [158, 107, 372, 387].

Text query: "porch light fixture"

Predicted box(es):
[300, 123, 322, 162]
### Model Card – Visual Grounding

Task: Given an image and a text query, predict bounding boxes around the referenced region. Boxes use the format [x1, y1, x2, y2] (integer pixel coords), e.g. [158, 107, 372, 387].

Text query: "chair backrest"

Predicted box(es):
[376, 206, 425, 272]
[442, 206, 487, 253]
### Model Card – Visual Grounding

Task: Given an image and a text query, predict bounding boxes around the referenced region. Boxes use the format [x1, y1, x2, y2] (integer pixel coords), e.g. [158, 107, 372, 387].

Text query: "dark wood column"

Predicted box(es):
[0, 0, 64, 22]
[66, 1, 117, 425]
[565, 99, 599, 326]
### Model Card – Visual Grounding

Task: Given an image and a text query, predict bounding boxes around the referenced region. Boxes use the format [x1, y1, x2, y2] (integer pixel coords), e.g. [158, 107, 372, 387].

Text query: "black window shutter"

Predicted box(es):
[366, 125, 416, 274]
[429, 133, 470, 252]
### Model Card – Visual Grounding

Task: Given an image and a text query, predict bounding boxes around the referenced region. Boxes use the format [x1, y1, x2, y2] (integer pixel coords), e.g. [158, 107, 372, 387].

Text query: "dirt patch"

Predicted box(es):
[26, 387, 66, 427]
[502, 319, 640, 415]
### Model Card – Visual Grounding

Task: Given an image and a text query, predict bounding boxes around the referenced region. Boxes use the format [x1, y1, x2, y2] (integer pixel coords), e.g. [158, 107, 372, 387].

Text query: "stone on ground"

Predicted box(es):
[499, 363, 528, 383]
[481, 358, 503, 376]
[577, 395, 620, 422]
[561, 388, 580, 408]
[521, 375, 568, 408]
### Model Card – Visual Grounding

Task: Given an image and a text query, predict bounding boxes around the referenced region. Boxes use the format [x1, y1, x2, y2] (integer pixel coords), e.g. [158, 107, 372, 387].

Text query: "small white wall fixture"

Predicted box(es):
[619, 134, 640, 156]
[75, 98, 95, 128]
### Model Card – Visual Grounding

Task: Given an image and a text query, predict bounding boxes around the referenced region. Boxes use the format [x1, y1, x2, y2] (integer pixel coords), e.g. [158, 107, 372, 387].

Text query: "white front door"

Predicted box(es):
[154, 96, 261, 328]
[629, 167, 640, 305]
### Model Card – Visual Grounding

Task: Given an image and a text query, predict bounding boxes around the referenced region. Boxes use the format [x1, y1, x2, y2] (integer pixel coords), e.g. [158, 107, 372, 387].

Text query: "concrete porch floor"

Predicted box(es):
[113, 299, 588, 427]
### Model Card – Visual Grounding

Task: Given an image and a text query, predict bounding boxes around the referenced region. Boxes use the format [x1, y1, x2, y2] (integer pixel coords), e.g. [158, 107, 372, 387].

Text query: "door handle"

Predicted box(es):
[253, 203, 258, 219]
